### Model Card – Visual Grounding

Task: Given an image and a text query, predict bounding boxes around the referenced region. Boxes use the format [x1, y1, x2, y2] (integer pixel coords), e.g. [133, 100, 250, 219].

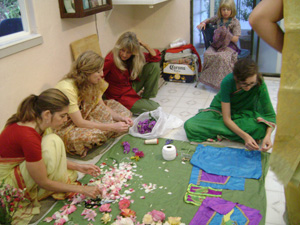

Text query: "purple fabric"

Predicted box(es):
[190, 197, 262, 225]
[203, 197, 236, 215]
[207, 189, 222, 196]
[211, 26, 233, 52]
[189, 185, 222, 196]
[201, 170, 229, 184]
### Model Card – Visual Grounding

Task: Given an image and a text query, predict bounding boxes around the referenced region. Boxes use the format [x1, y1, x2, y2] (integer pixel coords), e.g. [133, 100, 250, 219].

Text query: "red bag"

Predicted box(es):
[166, 44, 202, 72]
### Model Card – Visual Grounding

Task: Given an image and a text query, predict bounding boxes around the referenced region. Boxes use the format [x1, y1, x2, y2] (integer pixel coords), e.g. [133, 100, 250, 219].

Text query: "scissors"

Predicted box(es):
[84, 198, 114, 208]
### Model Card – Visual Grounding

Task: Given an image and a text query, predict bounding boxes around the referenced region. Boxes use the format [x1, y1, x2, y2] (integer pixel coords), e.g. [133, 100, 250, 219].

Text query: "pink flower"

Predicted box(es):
[119, 199, 131, 210]
[120, 208, 136, 217]
[44, 217, 53, 222]
[135, 151, 144, 158]
[54, 218, 67, 225]
[148, 210, 165, 222]
[82, 209, 97, 221]
[99, 204, 111, 212]
[61, 204, 77, 215]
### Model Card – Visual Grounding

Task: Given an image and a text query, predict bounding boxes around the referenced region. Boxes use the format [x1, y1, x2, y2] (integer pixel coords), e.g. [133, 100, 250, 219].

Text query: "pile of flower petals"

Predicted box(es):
[43, 204, 77, 224]
[142, 183, 157, 193]
[90, 162, 136, 201]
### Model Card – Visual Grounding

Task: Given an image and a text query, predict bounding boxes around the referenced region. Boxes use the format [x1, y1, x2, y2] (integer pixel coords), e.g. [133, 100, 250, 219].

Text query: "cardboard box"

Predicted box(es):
[162, 62, 196, 83]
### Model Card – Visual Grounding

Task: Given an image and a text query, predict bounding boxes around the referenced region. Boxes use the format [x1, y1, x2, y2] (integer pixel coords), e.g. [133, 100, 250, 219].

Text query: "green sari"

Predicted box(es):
[184, 74, 276, 143]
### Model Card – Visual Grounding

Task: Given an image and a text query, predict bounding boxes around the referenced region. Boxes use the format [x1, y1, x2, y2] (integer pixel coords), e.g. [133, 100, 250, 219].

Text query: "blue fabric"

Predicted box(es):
[189, 166, 246, 191]
[209, 206, 249, 225]
[190, 144, 262, 179]
[231, 206, 249, 225]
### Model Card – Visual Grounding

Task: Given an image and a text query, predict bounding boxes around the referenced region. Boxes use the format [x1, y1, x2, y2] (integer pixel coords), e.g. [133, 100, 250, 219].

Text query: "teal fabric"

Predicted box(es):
[38, 135, 269, 225]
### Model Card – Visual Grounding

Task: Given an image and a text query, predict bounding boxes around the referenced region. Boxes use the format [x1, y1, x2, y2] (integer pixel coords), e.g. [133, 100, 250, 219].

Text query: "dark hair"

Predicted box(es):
[233, 58, 263, 85]
[5, 88, 69, 127]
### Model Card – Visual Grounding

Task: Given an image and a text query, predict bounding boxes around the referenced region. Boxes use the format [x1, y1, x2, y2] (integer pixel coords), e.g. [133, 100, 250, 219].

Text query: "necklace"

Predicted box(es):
[220, 17, 232, 28]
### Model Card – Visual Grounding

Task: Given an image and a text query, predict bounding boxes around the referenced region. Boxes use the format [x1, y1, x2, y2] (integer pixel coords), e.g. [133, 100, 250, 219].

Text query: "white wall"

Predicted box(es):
[0, 0, 190, 128]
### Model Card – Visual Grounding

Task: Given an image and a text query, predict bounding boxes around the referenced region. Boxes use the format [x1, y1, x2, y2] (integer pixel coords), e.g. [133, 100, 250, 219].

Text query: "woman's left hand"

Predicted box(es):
[123, 117, 134, 127]
[78, 164, 101, 177]
[261, 136, 273, 152]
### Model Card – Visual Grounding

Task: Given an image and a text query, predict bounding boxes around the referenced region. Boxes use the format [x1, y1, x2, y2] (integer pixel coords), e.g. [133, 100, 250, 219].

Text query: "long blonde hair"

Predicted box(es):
[5, 88, 69, 128]
[217, 0, 237, 18]
[112, 31, 145, 80]
[64, 51, 104, 103]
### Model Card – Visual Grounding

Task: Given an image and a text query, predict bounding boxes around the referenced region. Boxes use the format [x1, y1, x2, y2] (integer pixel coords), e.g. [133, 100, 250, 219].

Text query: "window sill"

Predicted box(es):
[0, 33, 43, 59]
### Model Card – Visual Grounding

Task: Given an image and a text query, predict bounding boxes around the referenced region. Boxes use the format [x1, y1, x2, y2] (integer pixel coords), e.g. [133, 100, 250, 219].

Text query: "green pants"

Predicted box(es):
[131, 62, 160, 114]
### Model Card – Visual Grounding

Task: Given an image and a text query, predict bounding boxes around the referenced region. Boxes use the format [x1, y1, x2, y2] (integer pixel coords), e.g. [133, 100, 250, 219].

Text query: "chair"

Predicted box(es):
[70, 34, 102, 60]
[201, 24, 250, 59]
[0, 18, 23, 37]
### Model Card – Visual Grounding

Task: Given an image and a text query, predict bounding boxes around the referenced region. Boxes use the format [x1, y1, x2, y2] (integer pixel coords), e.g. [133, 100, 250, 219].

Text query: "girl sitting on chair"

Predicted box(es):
[197, 0, 241, 90]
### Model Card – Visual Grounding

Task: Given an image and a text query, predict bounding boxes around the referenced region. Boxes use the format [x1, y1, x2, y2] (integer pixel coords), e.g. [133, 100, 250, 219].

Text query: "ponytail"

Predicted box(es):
[5, 88, 69, 128]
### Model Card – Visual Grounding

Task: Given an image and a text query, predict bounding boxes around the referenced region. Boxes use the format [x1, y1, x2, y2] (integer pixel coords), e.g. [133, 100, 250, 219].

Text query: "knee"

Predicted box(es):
[144, 62, 161, 75]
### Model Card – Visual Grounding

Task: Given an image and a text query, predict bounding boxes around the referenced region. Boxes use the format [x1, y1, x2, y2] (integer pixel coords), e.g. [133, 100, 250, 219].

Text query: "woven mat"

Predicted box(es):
[37, 134, 269, 224]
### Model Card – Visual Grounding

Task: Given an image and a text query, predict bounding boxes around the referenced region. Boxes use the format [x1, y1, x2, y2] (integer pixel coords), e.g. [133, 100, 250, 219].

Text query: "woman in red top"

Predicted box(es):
[104, 31, 161, 115]
[0, 89, 101, 224]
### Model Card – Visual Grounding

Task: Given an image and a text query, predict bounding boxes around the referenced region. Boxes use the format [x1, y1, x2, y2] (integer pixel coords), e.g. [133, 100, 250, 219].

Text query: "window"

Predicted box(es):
[0, 0, 43, 59]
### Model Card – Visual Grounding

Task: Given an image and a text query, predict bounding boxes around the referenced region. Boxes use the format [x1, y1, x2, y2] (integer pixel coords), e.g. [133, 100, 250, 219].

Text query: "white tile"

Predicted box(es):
[265, 169, 285, 192]
[170, 107, 199, 122]
[176, 96, 207, 109]
[266, 190, 286, 225]
[152, 95, 181, 108]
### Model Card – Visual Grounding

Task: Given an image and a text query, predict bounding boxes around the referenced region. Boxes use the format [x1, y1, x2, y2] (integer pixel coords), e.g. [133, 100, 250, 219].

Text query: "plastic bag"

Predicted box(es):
[129, 107, 183, 139]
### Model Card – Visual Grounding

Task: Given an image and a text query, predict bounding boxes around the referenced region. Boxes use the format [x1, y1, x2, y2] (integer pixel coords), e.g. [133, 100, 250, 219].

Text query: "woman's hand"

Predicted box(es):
[122, 117, 133, 127]
[244, 134, 259, 150]
[82, 185, 102, 199]
[78, 164, 101, 177]
[110, 122, 130, 132]
[261, 136, 272, 152]
[197, 22, 206, 30]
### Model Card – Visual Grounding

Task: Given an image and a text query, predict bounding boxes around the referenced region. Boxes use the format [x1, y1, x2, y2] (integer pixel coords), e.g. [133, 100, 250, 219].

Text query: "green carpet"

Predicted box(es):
[38, 134, 269, 224]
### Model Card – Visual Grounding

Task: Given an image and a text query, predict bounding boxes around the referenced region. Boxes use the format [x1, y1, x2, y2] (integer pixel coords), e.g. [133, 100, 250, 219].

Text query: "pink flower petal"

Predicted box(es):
[44, 217, 53, 222]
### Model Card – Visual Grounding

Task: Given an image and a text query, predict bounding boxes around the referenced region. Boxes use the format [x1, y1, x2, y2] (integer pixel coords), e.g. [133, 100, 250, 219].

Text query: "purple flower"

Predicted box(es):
[122, 142, 130, 154]
[132, 148, 139, 153]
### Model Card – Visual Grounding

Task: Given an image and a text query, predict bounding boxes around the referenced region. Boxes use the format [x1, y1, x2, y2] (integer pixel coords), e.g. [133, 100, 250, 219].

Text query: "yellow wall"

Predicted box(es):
[0, 0, 190, 128]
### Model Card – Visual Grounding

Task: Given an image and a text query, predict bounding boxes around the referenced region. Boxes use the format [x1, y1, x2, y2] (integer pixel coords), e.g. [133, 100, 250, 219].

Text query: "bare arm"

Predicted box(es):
[101, 99, 133, 126]
[26, 160, 101, 198]
[69, 107, 130, 133]
[197, 18, 210, 30]
[67, 160, 101, 176]
[249, 0, 284, 53]
[138, 39, 156, 56]
[231, 36, 239, 43]
[261, 126, 273, 151]
[221, 102, 259, 150]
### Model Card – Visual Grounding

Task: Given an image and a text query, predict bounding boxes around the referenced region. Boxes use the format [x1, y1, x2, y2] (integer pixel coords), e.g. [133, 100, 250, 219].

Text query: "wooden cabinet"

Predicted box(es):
[112, 0, 168, 5]
[58, 0, 112, 18]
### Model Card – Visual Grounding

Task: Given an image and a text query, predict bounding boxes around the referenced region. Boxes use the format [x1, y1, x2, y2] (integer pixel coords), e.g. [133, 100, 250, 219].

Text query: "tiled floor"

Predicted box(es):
[71, 77, 285, 225]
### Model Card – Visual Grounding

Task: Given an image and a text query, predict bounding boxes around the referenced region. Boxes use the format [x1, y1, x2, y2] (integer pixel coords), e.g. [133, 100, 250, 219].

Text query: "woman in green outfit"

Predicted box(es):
[184, 58, 276, 151]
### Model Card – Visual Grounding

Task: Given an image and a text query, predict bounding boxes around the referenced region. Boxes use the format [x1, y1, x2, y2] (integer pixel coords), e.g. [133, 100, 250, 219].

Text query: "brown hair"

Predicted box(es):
[5, 88, 69, 127]
[64, 50, 104, 103]
[217, 0, 237, 18]
[233, 58, 263, 85]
